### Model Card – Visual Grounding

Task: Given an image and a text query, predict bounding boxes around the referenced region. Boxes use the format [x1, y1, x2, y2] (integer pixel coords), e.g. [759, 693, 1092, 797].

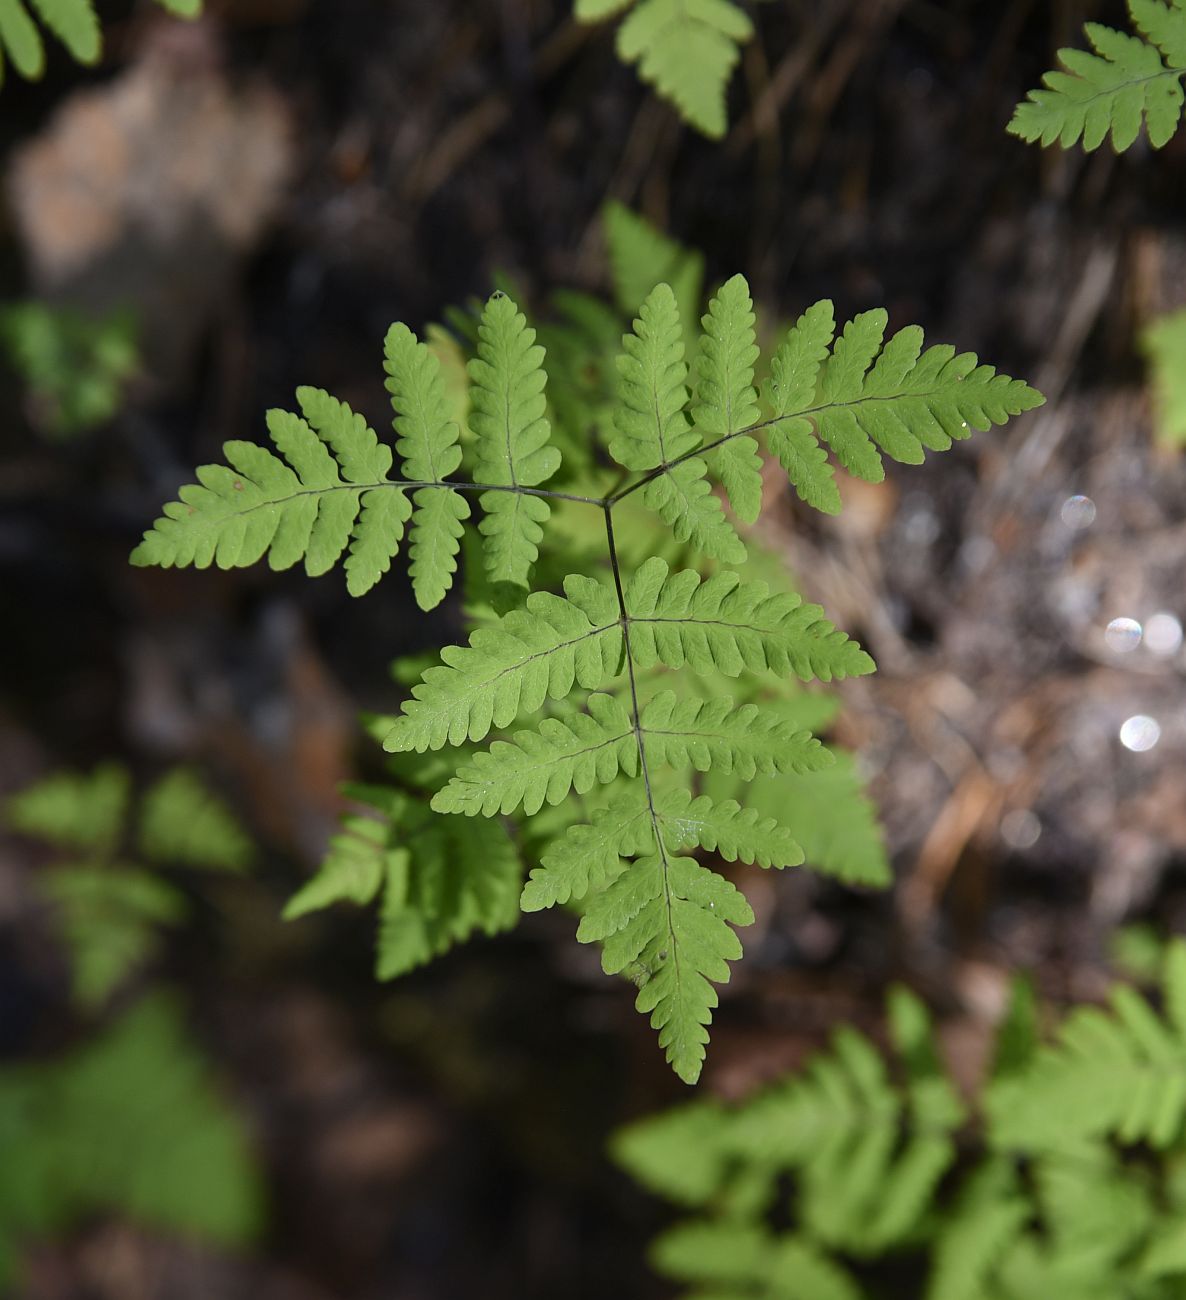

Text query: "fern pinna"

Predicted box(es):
[1010, 0, 1186, 152]
[133, 273, 1041, 1082]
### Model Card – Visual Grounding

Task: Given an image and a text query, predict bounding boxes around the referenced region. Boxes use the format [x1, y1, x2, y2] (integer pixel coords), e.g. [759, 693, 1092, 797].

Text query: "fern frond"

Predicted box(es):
[284, 783, 521, 978]
[603, 201, 705, 331]
[639, 692, 834, 779]
[432, 694, 638, 816]
[131, 387, 412, 595]
[585, 0, 754, 138]
[625, 556, 875, 682]
[42, 866, 186, 1007]
[1141, 308, 1186, 445]
[988, 939, 1186, 1150]
[382, 575, 623, 751]
[695, 274, 763, 523]
[655, 789, 804, 868]
[1009, 5, 1186, 152]
[520, 793, 654, 909]
[469, 292, 561, 590]
[579, 853, 754, 1084]
[384, 322, 470, 610]
[5, 763, 129, 855]
[137, 769, 253, 871]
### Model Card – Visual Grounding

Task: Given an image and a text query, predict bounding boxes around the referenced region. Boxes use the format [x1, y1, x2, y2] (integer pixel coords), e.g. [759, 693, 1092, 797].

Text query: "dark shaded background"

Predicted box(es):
[2, 1, 1186, 1296]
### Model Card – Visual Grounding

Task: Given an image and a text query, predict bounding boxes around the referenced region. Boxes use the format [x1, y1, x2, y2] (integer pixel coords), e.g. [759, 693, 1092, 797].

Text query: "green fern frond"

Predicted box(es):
[988, 940, 1186, 1151]
[1009, 3, 1186, 152]
[284, 782, 521, 979]
[603, 200, 705, 332]
[137, 768, 253, 871]
[1141, 308, 1186, 446]
[384, 321, 471, 610]
[5, 763, 129, 856]
[5, 765, 250, 1006]
[695, 274, 764, 524]
[581, 852, 754, 1084]
[578, 0, 754, 138]
[137, 268, 1040, 1081]
[469, 291, 562, 590]
[520, 793, 654, 910]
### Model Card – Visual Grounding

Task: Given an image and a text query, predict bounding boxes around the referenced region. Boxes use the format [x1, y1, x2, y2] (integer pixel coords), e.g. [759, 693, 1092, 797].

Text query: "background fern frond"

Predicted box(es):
[1009, 4, 1186, 152]
[137, 768, 253, 871]
[603, 200, 705, 332]
[578, 0, 754, 138]
[1141, 308, 1186, 445]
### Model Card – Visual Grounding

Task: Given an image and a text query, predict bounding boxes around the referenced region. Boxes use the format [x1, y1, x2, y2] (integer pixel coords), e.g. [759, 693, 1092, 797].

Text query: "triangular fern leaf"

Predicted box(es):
[382, 574, 623, 752]
[283, 808, 391, 920]
[432, 693, 638, 816]
[1009, 10, 1186, 152]
[640, 691, 834, 779]
[578, 853, 754, 1084]
[625, 555, 874, 682]
[131, 388, 409, 595]
[655, 788, 804, 868]
[695, 274, 763, 523]
[520, 793, 654, 909]
[612, 0, 754, 138]
[384, 321, 469, 610]
[468, 292, 561, 590]
[602, 200, 705, 333]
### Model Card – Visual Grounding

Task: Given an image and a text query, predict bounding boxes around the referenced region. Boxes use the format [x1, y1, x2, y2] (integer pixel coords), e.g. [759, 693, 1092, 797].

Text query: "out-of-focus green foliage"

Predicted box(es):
[0, 303, 138, 439]
[0, 995, 262, 1288]
[618, 946, 1186, 1297]
[1141, 308, 1186, 445]
[574, 0, 754, 138]
[5, 764, 252, 1006]
[0, 0, 200, 86]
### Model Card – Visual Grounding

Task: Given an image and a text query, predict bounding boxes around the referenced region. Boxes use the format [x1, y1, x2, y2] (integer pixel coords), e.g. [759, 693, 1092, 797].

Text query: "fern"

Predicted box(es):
[575, 0, 755, 138]
[1141, 308, 1186, 446]
[619, 951, 1186, 1298]
[0, 0, 199, 85]
[136, 269, 1039, 1082]
[4, 764, 252, 1006]
[1009, 0, 1186, 152]
[0, 995, 260, 1289]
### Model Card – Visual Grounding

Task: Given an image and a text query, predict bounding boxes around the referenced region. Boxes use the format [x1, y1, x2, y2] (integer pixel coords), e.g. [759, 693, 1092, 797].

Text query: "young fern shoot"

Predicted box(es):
[133, 275, 1043, 1082]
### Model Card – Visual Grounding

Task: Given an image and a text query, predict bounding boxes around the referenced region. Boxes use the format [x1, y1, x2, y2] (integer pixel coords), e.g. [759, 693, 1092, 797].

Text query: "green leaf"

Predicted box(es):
[382, 573, 623, 751]
[282, 809, 391, 920]
[1009, 12, 1186, 152]
[767, 299, 841, 513]
[1141, 308, 1186, 445]
[695, 274, 763, 523]
[579, 853, 754, 1084]
[41, 865, 187, 1007]
[640, 691, 835, 779]
[30, 0, 99, 61]
[624, 556, 875, 682]
[385, 321, 470, 609]
[603, 201, 705, 333]
[611, 1098, 734, 1205]
[468, 292, 561, 589]
[521, 793, 654, 909]
[643, 459, 747, 562]
[5, 763, 129, 856]
[131, 388, 409, 595]
[650, 1220, 774, 1284]
[614, 0, 754, 138]
[433, 693, 638, 816]
[656, 789, 804, 868]
[137, 768, 253, 871]
[611, 282, 699, 472]
[0, 0, 44, 79]
[154, 0, 202, 16]
[988, 939, 1186, 1150]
